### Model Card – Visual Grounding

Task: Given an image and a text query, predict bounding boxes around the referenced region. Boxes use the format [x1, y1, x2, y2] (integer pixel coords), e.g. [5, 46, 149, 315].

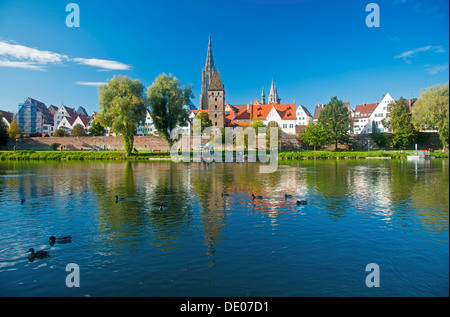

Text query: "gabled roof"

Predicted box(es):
[22, 97, 54, 124]
[75, 115, 91, 126]
[354, 103, 378, 117]
[297, 105, 312, 118]
[0, 110, 14, 124]
[77, 106, 89, 117]
[208, 71, 224, 90]
[274, 103, 296, 120]
[251, 103, 296, 121]
[313, 104, 326, 120]
[234, 109, 251, 120]
[60, 105, 77, 118]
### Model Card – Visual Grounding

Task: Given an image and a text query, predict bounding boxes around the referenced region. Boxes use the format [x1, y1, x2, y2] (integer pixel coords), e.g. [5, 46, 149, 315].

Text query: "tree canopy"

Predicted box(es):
[318, 96, 351, 150]
[194, 111, 212, 134]
[412, 83, 449, 151]
[89, 120, 106, 136]
[383, 97, 418, 150]
[97, 75, 147, 155]
[71, 123, 87, 137]
[300, 121, 327, 151]
[7, 120, 22, 139]
[146, 73, 192, 146]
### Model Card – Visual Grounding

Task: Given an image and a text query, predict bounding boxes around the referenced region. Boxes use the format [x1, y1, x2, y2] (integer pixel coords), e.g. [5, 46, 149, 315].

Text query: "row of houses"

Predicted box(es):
[1, 92, 417, 138]
[0, 97, 94, 136]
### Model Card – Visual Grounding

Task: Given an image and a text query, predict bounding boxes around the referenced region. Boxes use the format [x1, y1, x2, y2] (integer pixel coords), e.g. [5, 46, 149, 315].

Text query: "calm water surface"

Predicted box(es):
[0, 159, 448, 296]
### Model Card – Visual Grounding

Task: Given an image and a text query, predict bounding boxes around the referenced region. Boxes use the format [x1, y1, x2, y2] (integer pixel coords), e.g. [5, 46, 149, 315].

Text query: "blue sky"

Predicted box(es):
[0, 0, 448, 116]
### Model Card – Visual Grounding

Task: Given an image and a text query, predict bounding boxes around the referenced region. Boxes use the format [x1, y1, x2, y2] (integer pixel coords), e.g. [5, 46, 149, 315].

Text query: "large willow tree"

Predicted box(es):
[412, 83, 449, 151]
[97, 76, 147, 156]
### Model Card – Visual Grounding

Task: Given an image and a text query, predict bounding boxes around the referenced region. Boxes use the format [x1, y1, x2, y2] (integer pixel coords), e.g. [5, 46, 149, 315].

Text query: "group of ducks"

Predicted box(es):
[222, 192, 307, 205]
[27, 235, 72, 261]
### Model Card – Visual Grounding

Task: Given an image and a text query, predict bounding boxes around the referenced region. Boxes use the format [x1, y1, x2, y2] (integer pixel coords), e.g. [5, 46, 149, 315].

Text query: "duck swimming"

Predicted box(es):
[115, 195, 126, 203]
[49, 235, 72, 245]
[159, 205, 165, 211]
[27, 248, 50, 259]
[252, 194, 263, 200]
[222, 193, 230, 197]
[297, 200, 307, 205]
[284, 194, 293, 199]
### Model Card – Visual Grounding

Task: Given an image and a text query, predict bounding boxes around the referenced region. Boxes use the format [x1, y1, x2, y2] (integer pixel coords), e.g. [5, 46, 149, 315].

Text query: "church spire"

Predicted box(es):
[199, 35, 217, 110]
[268, 79, 280, 104]
[205, 34, 215, 72]
[261, 87, 266, 104]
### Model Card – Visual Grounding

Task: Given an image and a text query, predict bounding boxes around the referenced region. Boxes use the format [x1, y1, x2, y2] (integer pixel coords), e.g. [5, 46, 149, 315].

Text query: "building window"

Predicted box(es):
[215, 122, 217, 126]
[215, 114, 217, 118]
[283, 124, 287, 128]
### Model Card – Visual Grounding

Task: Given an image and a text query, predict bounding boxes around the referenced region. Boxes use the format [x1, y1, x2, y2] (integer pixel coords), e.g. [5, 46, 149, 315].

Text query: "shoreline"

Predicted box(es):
[0, 150, 448, 161]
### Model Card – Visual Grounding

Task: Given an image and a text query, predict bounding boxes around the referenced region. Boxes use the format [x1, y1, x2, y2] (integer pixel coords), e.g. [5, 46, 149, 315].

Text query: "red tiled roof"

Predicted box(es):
[354, 103, 378, 117]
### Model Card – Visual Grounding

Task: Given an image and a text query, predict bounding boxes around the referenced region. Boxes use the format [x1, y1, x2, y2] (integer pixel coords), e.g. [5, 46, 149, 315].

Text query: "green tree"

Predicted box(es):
[194, 111, 212, 134]
[97, 75, 147, 155]
[89, 120, 106, 136]
[383, 97, 418, 150]
[318, 96, 351, 150]
[146, 73, 192, 146]
[54, 128, 69, 137]
[412, 83, 449, 151]
[0, 114, 8, 146]
[369, 121, 390, 149]
[300, 122, 327, 151]
[71, 123, 87, 137]
[7, 120, 22, 139]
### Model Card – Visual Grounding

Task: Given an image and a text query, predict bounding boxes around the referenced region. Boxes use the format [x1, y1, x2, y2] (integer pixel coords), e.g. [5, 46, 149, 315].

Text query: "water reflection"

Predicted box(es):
[0, 159, 448, 268]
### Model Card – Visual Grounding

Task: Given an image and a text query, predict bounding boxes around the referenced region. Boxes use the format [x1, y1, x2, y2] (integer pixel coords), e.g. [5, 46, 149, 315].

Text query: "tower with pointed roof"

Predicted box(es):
[261, 87, 266, 104]
[199, 35, 216, 111]
[268, 79, 281, 104]
[208, 71, 225, 128]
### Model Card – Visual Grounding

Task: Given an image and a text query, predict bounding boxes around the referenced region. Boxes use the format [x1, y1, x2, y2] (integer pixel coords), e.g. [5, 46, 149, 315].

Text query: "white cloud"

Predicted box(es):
[0, 41, 68, 64]
[75, 81, 107, 86]
[425, 64, 449, 75]
[73, 58, 132, 71]
[0, 60, 46, 71]
[0, 40, 132, 72]
[394, 45, 446, 63]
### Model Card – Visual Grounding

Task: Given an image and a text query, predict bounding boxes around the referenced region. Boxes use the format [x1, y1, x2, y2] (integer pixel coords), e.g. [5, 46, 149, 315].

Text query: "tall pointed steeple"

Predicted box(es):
[205, 34, 215, 71]
[261, 87, 266, 104]
[199, 35, 217, 110]
[268, 79, 280, 104]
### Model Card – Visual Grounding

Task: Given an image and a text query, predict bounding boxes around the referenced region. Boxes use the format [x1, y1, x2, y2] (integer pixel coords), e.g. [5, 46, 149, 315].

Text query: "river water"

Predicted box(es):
[0, 159, 448, 296]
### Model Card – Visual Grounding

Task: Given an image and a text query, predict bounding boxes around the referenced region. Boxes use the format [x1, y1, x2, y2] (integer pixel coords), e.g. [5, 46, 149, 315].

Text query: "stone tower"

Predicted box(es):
[199, 35, 216, 110]
[268, 79, 281, 104]
[208, 71, 225, 128]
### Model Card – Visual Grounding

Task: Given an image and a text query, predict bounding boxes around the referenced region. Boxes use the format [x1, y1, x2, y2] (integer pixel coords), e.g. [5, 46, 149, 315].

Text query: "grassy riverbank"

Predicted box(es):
[0, 149, 448, 161]
[0, 150, 172, 161]
[278, 150, 449, 160]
